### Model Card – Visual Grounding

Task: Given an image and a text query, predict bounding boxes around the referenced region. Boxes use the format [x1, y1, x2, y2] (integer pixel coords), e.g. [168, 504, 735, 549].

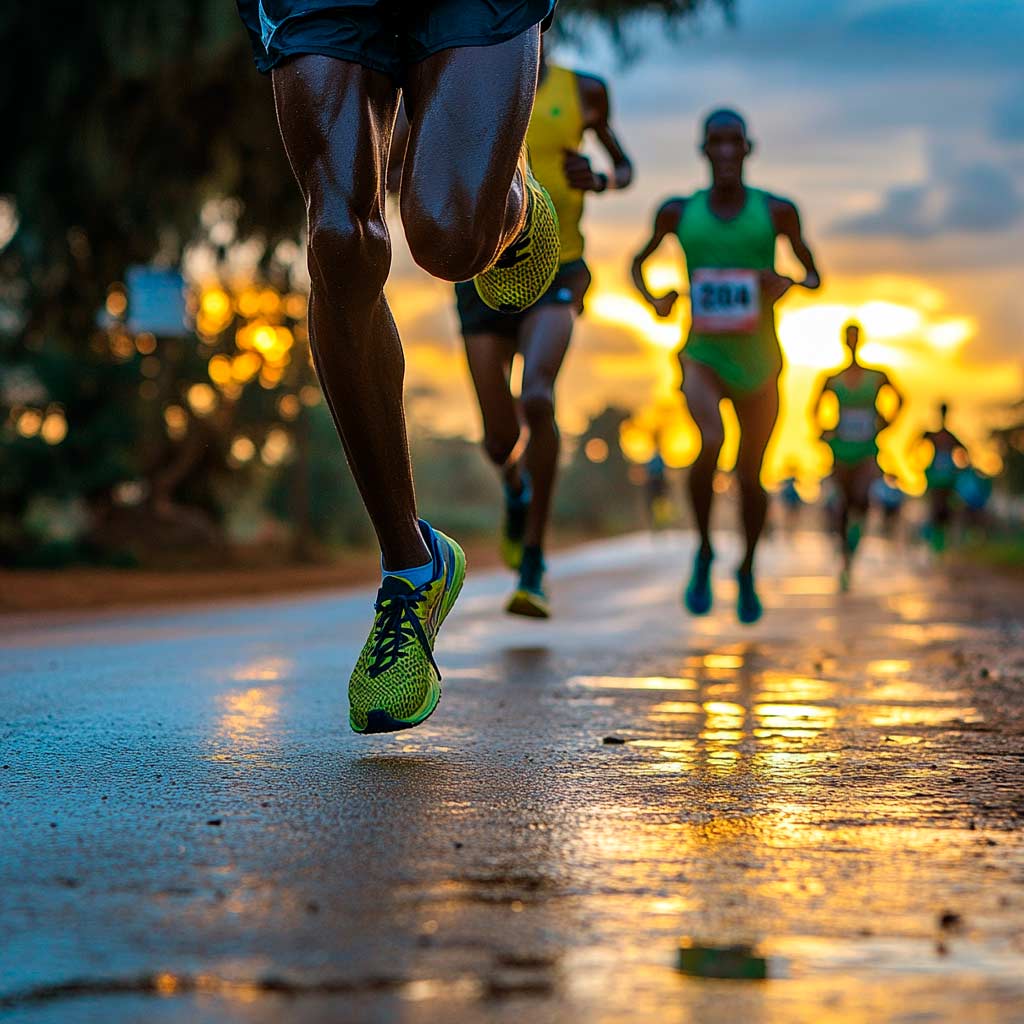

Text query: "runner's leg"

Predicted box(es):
[400, 29, 540, 282]
[682, 360, 727, 558]
[832, 465, 851, 550]
[272, 58, 428, 569]
[518, 302, 574, 548]
[848, 460, 876, 536]
[464, 331, 523, 485]
[732, 377, 780, 574]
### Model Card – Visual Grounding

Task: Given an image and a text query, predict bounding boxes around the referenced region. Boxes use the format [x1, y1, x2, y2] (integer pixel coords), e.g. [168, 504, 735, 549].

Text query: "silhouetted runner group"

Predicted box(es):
[236, 1, 981, 734]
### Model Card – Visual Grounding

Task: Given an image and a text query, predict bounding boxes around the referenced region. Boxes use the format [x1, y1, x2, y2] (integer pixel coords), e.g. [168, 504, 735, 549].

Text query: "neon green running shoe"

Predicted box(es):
[505, 545, 550, 619]
[736, 568, 763, 625]
[474, 150, 560, 313]
[349, 523, 466, 735]
[500, 472, 532, 571]
[684, 549, 714, 616]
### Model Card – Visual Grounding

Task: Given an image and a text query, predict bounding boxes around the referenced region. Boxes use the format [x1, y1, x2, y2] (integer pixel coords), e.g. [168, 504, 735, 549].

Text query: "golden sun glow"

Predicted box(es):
[383, 211, 1020, 491]
[588, 291, 679, 349]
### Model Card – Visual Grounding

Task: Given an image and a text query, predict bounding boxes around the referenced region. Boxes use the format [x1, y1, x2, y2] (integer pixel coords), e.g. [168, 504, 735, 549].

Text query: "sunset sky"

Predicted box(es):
[386, 0, 1023, 489]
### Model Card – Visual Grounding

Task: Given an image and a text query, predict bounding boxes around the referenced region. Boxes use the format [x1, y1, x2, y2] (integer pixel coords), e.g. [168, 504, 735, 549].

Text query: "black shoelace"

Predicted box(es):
[368, 583, 440, 679]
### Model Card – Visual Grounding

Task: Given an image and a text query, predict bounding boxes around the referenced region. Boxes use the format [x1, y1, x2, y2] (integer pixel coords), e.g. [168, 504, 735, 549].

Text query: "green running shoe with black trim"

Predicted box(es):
[506, 544, 550, 619]
[349, 522, 466, 735]
[474, 151, 560, 314]
[736, 568, 763, 625]
[684, 548, 714, 616]
[500, 472, 532, 571]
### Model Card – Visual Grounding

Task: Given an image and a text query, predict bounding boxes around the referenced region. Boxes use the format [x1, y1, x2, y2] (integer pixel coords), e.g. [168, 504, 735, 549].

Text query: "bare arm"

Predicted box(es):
[811, 375, 835, 429]
[764, 196, 822, 303]
[879, 372, 905, 424]
[908, 429, 933, 460]
[631, 199, 684, 317]
[565, 74, 633, 192]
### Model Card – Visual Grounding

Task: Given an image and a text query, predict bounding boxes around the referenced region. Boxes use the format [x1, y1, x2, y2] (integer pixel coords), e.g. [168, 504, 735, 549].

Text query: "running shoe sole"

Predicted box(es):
[505, 589, 550, 619]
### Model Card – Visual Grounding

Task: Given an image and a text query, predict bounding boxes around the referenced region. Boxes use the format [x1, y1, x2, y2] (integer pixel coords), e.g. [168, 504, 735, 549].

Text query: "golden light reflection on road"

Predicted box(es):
[571, 647, 987, 786]
[571, 675, 699, 691]
[230, 656, 291, 682]
[211, 681, 285, 763]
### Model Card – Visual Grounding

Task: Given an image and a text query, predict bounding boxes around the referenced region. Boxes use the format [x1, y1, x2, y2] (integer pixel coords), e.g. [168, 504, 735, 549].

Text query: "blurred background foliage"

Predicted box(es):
[0, 1, 725, 566]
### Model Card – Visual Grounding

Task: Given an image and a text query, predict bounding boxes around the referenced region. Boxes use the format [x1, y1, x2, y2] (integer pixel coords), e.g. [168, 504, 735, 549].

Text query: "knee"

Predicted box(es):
[482, 430, 518, 468]
[521, 388, 555, 429]
[308, 204, 390, 297]
[402, 187, 500, 281]
[697, 425, 725, 458]
[404, 214, 493, 282]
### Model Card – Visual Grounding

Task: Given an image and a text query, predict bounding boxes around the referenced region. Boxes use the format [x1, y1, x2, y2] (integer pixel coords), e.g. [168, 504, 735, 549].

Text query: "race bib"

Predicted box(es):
[690, 268, 760, 334]
[837, 408, 877, 443]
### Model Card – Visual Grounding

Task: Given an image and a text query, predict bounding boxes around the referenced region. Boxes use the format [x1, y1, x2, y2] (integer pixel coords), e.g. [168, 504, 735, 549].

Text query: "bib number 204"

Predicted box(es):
[690, 269, 760, 334]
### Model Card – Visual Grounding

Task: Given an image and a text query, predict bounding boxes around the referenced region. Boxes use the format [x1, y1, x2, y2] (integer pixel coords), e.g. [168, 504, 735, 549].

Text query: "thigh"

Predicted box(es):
[831, 463, 854, 496]
[400, 27, 541, 221]
[733, 376, 780, 465]
[931, 486, 953, 521]
[464, 332, 519, 429]
[681, 359, 727, 439]
[851, 460, 879, 504]
[272, 55, 399, 211]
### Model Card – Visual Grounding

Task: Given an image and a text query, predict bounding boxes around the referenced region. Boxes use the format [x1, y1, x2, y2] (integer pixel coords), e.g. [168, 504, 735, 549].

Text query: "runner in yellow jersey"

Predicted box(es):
[453, 42, 633, 617]
[632, 109, 821, 624]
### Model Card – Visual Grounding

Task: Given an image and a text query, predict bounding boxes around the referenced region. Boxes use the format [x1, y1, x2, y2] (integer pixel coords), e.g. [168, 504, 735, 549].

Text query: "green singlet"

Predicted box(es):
[828, 368, 885, 466]
[676, 188, 779, 395]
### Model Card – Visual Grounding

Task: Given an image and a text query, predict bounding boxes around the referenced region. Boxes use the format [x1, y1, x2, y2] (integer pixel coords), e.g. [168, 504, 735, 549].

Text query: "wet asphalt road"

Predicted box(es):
[2, 531, 1023, 1023]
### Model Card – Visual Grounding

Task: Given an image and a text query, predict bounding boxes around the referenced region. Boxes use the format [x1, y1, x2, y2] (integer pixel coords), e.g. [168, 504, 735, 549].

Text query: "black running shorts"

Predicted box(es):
[238, 0, 556, 77]
[455, 259, 591, 341]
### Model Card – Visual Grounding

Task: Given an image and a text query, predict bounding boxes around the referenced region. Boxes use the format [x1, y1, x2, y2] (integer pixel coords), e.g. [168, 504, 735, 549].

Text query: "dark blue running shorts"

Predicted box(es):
[238, 0, 556, 77]
[455, 259, 591, 341]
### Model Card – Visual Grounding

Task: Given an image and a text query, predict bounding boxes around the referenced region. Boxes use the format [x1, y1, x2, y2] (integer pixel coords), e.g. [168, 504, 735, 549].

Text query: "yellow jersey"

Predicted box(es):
[526, 64, 586, 263]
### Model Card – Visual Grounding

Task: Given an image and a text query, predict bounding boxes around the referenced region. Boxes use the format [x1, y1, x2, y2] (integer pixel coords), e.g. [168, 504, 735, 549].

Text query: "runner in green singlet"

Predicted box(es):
[812, 322, 904, 591]
[916, 402, 968, 553]
[631, 109, 821, 624]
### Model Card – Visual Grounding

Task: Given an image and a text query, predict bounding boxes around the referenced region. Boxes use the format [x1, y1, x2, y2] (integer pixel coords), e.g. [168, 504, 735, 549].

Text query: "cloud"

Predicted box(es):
[832, 162, 1024, 239]
[992, 82, 1024, 144]
[945, 165, 1024, 232]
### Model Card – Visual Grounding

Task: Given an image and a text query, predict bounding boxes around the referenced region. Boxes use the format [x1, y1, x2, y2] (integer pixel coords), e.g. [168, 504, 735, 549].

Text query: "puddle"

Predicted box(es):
[864, 679, 964, 703]
[767, 934, 1024, 981]
[866, 706, 984, 728]
[702, 655, 745, 670]
[778, 576, 839, 596]
[880, 623, 977, 643]
[571, 676, 698, 691]
[757, 674, 837, 702]
[229, 657, 293, 682]
[650, 701, 703, 715]
[866, 659, 912, 676]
